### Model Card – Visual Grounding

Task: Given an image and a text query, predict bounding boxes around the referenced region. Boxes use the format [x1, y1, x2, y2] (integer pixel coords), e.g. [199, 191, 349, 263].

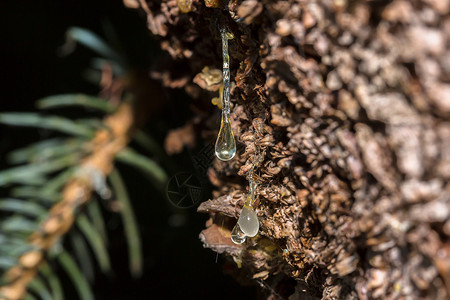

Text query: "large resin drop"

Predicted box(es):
[215, 26, 236, 161]
[215, 115, 236, 161]
[238, 204, 259, 237]
[231, 223, 247, 244]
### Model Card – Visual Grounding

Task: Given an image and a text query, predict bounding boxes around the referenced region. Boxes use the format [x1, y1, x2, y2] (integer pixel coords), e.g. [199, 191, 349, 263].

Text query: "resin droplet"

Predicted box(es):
[231, 223, 247, 244]
[238, 205, 259, 237]
[215, 116, 236, 161]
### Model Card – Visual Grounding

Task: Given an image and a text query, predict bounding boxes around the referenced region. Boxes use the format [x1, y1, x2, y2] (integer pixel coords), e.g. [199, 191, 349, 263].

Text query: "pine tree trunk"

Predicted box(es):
[128, 0, 450, 298]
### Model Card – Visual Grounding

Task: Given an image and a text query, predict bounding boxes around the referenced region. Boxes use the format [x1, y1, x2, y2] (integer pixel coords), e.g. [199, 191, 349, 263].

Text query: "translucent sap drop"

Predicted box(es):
[231, 223, 247, 244]
[238, 205, 259, 237]
[215, 116, 236, 161]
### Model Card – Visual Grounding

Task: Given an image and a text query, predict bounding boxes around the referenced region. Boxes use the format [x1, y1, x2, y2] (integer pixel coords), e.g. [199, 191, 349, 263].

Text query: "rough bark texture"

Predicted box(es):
[127, 0, 450, 298]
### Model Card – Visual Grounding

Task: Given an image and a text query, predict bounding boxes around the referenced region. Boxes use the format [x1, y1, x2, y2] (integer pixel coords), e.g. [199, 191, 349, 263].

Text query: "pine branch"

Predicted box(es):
[0, 102, 134, 300]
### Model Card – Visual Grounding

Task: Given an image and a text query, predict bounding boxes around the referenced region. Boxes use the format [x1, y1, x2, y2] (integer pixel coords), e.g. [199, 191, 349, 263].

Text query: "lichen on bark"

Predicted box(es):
[127, 0, 450, 298]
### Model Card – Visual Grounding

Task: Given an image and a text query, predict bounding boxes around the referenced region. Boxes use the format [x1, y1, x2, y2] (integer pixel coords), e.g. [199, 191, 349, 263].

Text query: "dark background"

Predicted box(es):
[0, 1, 256, 299]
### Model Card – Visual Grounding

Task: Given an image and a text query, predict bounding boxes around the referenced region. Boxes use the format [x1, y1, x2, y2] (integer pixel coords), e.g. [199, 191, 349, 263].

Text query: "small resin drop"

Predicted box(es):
[238, 205, 259, 237]
[215, 116, 236, 161]
[231, 223, 247, 244]
[177, 0, 192, 13]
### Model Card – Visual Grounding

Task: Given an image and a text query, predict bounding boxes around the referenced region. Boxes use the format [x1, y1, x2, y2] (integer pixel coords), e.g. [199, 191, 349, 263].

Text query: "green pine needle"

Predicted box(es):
[109, 169, 143, 277]
[0, 113, 94, 138]
[37, 94, 115, 113]
[57, 251, 94, 300]
[76, 215, 111, 274]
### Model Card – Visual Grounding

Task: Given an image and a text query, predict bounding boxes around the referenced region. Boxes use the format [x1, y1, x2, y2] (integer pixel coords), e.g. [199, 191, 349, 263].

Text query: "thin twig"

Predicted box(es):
[0, 102, 134, 300]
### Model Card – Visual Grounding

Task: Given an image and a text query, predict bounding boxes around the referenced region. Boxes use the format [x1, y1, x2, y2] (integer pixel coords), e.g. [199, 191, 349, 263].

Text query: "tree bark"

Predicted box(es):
[128, 0, 450, 298]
